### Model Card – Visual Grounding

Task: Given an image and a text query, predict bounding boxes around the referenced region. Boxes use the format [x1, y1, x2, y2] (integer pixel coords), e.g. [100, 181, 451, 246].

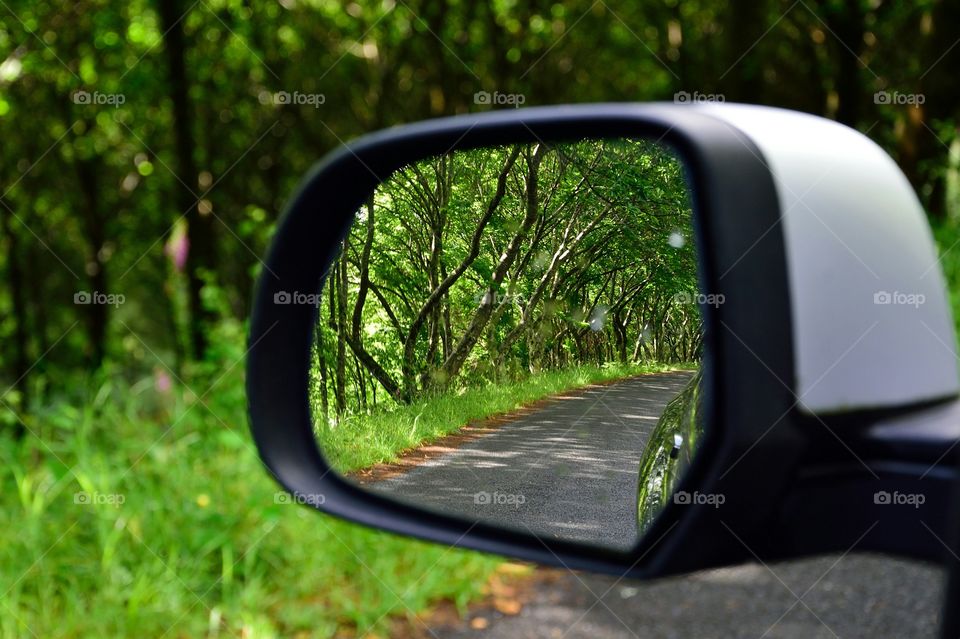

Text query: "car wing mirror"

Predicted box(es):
[247, 104, 960, 578]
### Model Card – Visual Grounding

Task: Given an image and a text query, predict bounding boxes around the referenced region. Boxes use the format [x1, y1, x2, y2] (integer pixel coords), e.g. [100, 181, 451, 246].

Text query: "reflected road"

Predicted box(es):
[369, 370, 695, 550]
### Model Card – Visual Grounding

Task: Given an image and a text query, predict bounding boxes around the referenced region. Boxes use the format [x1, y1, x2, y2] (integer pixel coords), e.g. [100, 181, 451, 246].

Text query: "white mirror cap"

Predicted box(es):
[696, 104, 959, 414]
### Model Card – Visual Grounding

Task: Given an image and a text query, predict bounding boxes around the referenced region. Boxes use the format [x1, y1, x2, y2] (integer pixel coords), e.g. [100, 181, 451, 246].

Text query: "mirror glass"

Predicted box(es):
[306, 138, 705, 551]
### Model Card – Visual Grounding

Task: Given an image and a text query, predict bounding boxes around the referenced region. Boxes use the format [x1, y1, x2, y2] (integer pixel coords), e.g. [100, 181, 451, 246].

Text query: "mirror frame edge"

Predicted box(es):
[245, 103, 797, 577]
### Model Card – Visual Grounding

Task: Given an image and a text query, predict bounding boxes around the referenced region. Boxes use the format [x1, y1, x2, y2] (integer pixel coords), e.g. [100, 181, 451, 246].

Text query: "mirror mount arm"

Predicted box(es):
[757, 398, 960, 565]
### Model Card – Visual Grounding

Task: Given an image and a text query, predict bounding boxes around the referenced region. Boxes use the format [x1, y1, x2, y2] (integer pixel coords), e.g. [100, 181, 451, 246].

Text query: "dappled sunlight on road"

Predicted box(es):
[366, 371, 695, 551]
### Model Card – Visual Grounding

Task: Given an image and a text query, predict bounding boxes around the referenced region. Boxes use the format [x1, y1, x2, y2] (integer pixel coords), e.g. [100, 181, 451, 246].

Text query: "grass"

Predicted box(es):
[0, 321, 503, 638]
[933, 217, 960, 337]
[317, 361, 697, 474]
[0, 221, 953, 638]
[0, 348, 687, 637]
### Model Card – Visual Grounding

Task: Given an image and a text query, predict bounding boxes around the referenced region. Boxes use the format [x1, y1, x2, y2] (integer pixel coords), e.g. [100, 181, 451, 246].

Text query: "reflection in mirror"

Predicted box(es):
[307, 138, 704, 551]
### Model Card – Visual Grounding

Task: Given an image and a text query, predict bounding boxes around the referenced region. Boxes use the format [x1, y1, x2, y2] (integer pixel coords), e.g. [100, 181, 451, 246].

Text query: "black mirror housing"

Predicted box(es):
[247, 103, 959, 578]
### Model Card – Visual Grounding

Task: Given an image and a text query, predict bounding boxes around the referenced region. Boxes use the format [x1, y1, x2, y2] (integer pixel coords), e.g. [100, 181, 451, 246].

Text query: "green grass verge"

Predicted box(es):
[2, 220, 956, 638]
[933, 218, 960, 338]
[0, 324, 500, 638]
[318, 361, 697, 474]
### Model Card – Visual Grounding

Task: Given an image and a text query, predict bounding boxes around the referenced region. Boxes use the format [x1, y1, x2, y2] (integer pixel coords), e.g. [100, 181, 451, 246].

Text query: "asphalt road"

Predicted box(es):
[369, 371, 695, 550]
[368, 372, 944, 638]
[432, 556, 943, 638]
[364, 372, 944, 637]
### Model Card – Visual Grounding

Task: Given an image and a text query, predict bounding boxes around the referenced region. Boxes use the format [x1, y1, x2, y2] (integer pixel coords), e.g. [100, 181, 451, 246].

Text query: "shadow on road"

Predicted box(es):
[368, 371, 695, 550]
[429, 555, 942, 638]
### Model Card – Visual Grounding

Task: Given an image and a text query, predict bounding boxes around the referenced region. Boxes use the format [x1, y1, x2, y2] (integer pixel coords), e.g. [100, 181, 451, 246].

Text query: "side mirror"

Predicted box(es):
[247, 104, 960, 578]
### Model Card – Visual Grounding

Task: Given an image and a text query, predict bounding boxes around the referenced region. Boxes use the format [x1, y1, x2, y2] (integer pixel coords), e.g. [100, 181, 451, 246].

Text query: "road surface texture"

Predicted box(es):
[430, 557, 942, 638]
[366, 372, 944, 638]
[368, 371, 695, 551]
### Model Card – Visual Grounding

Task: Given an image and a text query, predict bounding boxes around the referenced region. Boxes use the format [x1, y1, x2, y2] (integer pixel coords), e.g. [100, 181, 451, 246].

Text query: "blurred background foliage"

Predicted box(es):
[1, 0, 959, 636]
[2, 0, 960, 413]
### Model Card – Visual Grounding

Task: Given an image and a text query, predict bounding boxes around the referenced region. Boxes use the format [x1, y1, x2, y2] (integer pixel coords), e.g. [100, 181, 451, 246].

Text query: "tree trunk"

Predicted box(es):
[821, 1, 866, 127]
[721, 0, 769, 103]
[440, 146, 547, 383]
[0, 206, 29, 438]
[75, 157, 108, 367]
[314, 321, 329, 422]
[335, 255, 348, 416]
[401, 146, 521, 397]
[904, 0, 960, 221]
[156, 0, 216, 360]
